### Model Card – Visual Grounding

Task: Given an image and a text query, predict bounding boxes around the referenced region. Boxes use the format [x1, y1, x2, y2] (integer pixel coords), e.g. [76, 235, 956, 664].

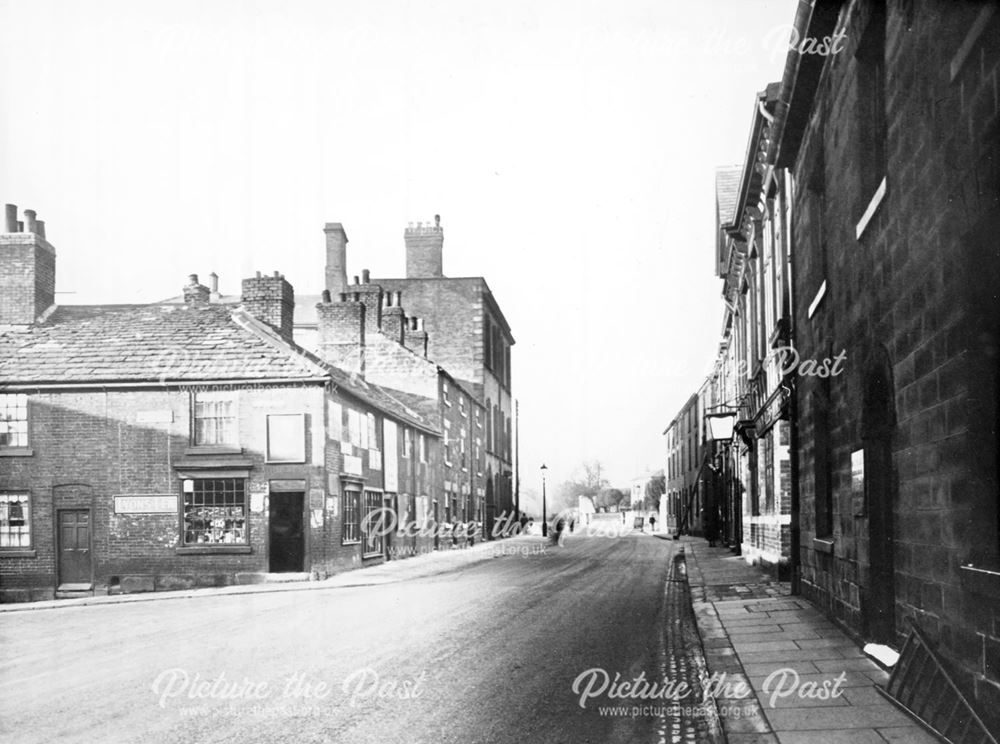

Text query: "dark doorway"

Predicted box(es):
[863, 360, 897, 644]
[58, 509, 92, 586]
[268, 493, 304, 573]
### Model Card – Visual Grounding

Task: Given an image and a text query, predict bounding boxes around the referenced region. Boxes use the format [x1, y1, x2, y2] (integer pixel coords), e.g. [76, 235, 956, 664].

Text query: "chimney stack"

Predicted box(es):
[315, 292, 366, 377]
[381, 290, 406, 345]
[183, 274, 211, 305]
[241, 272, 295, 342]
[404, 215, 444, 278]
[353, 269, 383, 335]
[0, 204, 56, 325]
[208, 272, 220, 300]
[403, 316, 429, 357]
[324, 223, 349, 298]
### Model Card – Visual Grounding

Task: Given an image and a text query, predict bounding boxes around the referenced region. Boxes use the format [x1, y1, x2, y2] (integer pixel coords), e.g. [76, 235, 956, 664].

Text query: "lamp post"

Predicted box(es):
[540, 463, 548, 537]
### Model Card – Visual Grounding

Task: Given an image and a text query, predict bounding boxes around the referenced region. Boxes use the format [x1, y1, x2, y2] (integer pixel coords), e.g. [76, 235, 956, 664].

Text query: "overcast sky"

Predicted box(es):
[0, 0, 797, 490]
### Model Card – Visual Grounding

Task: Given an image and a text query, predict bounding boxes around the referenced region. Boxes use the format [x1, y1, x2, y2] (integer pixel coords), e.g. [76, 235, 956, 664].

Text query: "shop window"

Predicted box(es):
[193, 392, 237, 446]
[0, 394, 28, 448]
[0, 493, 31, 548]
[182, 479, 247, 545]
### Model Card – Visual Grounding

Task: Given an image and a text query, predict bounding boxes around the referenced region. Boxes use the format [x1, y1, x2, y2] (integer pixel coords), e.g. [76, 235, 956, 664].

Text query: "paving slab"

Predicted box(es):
[679, 537, 934, 744]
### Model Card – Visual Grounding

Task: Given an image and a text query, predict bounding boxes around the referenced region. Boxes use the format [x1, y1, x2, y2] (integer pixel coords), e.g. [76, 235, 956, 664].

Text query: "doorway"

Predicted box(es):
[268, 492, 305, 573]
[58, 509, 92, 587]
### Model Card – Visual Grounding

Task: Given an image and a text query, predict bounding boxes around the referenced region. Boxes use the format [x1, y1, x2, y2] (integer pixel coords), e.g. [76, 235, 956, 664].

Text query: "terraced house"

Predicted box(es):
[0, 208, 441, 602]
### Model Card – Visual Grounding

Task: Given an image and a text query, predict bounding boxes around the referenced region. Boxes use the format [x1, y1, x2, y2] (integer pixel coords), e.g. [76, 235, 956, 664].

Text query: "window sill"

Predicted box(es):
[184, 446, 244, 456]
[362, 552, 382, 560]
[0, 447, 33, 457]
[813, 538, 835, 554]
[175, 545, 252, 555]
[265, 459, 306, 465]
[342, 539, 361, 546]
[855, 177, 887, 240]
[960, 563, 1000, 599]
[0, 549, 36, 558]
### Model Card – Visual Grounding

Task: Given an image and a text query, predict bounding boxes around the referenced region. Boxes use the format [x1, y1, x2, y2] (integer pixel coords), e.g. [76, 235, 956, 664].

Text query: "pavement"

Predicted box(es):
[679, 536, 938, 744]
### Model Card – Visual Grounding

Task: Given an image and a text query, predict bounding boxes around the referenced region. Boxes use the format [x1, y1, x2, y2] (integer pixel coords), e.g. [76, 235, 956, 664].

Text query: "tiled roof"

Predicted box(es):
[0, 302, 439, 434]
[0, 304, 327, 384]
[715, 166, 742, 228]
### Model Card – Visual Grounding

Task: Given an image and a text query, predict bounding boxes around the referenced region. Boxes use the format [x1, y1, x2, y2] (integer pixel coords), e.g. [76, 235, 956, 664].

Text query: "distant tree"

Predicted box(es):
[551, 459, 610, 512]
[593, 487, 627, 510]
[643, 474, 666, 511]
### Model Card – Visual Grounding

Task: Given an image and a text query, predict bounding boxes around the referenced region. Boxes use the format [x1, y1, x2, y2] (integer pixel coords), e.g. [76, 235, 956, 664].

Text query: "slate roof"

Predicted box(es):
[0, 302, 439, 434]
[715, 165, 742, 228]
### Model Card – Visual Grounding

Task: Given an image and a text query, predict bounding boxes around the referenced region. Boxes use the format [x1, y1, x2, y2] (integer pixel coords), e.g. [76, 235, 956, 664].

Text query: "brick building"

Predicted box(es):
[664, 388, 706, 536]
[768, 0, 1000, 719]
[296, 216, 516, 537]
[712, 84, 795, 576]
[0, 209, 441, 602]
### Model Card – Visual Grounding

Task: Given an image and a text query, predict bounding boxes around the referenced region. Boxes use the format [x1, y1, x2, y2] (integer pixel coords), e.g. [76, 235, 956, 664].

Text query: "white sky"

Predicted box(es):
[0, 0, 798, 488]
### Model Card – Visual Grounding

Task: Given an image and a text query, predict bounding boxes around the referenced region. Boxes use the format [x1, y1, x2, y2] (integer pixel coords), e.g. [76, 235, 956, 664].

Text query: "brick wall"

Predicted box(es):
[242, 273, 295, 342]
[790, 0, 1000, 710]
[0, 384, 333, 601]
[0, 234, 55, 325]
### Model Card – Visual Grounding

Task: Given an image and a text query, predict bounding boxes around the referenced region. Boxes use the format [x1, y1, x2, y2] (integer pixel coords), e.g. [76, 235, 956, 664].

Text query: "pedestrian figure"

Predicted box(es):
[649, 515, 656, 532]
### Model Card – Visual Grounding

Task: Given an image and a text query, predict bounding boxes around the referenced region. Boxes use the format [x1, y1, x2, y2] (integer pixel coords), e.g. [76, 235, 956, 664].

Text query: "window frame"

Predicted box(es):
[0, 491, 33, 551]
[192, 391, 239, 448]
[0, 394, 29, 450]
[180, 478, 249, 548]
[342, 489, 362, 544]
[362, 489, 384, 558]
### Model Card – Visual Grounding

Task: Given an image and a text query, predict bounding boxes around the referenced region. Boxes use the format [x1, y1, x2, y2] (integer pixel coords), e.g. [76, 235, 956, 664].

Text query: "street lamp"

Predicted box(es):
[704, 408, 738, 552]
[540, 463, 548, 537]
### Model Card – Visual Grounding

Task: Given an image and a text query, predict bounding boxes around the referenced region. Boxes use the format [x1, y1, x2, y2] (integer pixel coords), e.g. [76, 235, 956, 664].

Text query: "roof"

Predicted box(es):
[0, 303, 326, 384]
[715, 166, 742, 228]
[0, 302, 439, 434]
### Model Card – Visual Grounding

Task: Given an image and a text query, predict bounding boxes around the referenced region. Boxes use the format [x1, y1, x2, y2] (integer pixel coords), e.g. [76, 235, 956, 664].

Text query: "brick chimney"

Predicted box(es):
[316, 289, 366, 376]
[183, 274, 210, 305]
[350, 269, 383, 335]
[0, 204, 56, 325]
[242, 271, 295, 343]
[324, 223, 349, 297]
[404, 215, 444, 278]
[403, 316, 428, 357]
[382, 291, 405, 344]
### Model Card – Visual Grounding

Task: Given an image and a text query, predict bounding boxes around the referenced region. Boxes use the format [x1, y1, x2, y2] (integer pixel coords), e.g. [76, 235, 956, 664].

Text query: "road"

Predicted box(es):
[0, 534, 711, 744]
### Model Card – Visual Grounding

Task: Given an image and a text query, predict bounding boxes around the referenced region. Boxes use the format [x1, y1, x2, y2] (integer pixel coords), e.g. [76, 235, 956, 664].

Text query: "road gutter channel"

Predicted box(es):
[683, 544, 777, 743]
[669, 545, 727, 744]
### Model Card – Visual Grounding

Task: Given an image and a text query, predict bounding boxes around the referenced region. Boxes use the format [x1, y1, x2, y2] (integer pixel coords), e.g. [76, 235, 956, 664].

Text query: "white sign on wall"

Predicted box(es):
[383, 421, 398, 492]
[114, 495, 176, 514]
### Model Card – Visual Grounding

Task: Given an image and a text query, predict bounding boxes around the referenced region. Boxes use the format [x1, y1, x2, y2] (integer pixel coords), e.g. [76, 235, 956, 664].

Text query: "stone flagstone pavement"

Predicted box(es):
[675, 536, 938, 744]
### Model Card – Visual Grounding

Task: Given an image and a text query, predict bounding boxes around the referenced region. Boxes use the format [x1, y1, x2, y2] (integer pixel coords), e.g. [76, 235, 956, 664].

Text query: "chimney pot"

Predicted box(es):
[435, 214, 440, 227]
[394, 291, 402, 306]
[273, 270, 280, 278]
[209, 272, 219, 293]
[35, 220, 45, 239]
[321, 289, 331, 303]
[188, 273, 199, 285]
[339, 292, 347, 302]
[353, 276, 360, 285]
[4, 204, 17, 232]
[23, 209, 37, 234]
[362, 269, 370, 284]
[256, 270, 262, 278]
